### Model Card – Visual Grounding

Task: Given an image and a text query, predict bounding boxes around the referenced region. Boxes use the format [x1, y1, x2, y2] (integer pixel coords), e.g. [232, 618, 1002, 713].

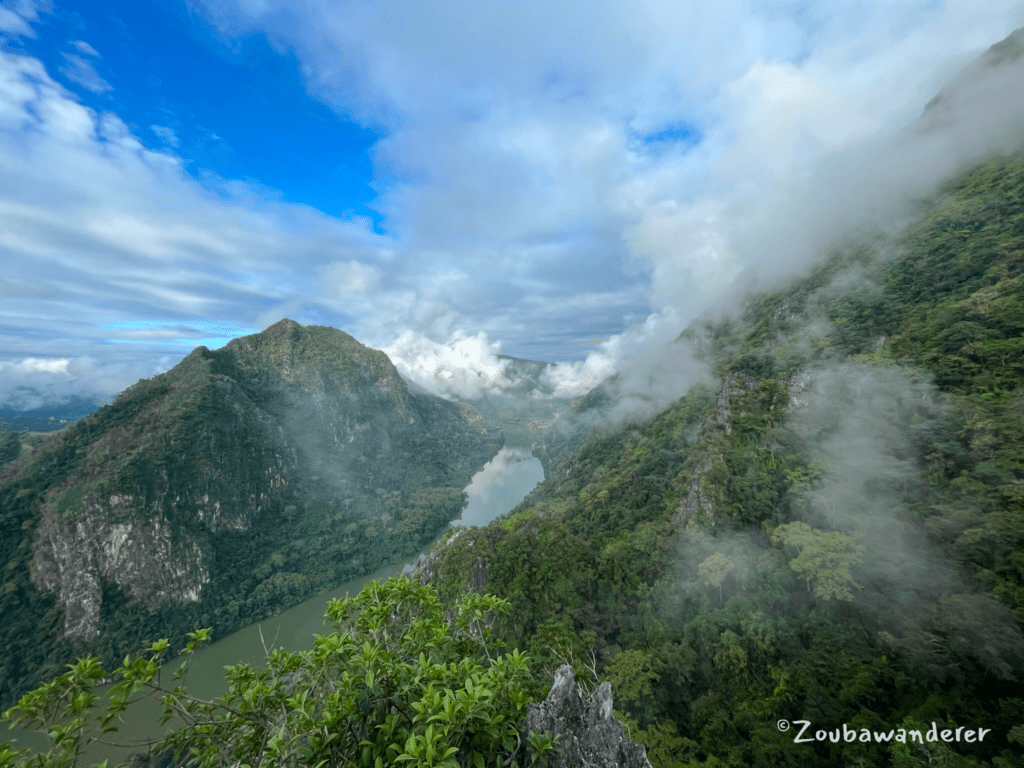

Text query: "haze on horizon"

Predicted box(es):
[1, 0, 1023, 411]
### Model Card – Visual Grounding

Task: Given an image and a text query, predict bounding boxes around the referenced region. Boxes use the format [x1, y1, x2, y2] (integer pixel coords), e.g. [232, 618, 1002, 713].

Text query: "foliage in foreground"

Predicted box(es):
[0, 577, 554, 768]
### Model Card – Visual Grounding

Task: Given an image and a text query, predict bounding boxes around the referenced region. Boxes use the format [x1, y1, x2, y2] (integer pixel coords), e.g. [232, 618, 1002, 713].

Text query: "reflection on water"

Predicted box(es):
[452, 447, 544, 528]
[2, 443, 545, 765]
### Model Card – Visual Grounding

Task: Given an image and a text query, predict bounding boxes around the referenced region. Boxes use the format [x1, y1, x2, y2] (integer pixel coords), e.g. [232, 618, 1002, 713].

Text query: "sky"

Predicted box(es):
[0, 0, 1022, 410]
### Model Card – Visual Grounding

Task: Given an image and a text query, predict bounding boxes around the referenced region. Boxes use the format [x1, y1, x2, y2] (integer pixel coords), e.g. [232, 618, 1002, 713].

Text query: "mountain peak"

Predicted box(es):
[224, 320, 370, 371]
[918, 25, 1024, 124]
[263, 317, 303, 335]
[268, 317, 301, 329]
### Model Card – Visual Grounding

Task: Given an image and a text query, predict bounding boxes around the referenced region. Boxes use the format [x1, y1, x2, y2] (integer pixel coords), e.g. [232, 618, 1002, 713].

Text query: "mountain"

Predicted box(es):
[918, 25, 1024, 132]
[412, 42, 1024, 768]
[419, 145, 1024, 768]
[0, 319, 499, 706]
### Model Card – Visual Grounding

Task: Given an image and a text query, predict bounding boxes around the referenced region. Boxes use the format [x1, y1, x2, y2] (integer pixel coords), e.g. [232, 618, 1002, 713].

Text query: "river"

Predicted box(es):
[2, 444, 544, 766]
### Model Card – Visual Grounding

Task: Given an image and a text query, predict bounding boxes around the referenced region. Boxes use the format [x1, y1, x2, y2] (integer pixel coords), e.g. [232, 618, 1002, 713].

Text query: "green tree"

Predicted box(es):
[770, 521, 863, 601]
[697, 553, 736, 604]
[2, 577, 537, 768]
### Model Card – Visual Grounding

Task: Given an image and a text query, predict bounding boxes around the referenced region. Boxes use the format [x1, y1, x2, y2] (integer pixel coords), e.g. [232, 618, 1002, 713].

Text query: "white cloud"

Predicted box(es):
[541, 306, 709, 412]
[69, 39, 100, 57]
[8, 357, 71, 375]
[1, 0, 51, 25]
[5, 0, 1024, 411]
[541, 353, 617, 400]
[319, 259, 380, 297]
[0, 355, 172, 408]
[59, 53, 112, 94]
[150, 124, 180, 147]
[383, 329, 515, 400]
[0, 7, 32, 36]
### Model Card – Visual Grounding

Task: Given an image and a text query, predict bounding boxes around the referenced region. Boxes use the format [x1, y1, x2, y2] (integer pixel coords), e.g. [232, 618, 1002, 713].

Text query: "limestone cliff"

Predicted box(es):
[0, 319, 498, 707]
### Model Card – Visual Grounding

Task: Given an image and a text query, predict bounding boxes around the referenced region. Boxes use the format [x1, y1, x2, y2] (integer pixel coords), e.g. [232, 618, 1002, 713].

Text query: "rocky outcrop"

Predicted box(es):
[409, 527, 491, 594]
[784, 368, 811, 410]
[523, 665, 653, 768]
[674, 366, 815, 528]
[713, 371, 758, 435]
[675, 454, 721, 527]
[30, 497, 208, 641]
[23, 359, 295, 641]
[673, 372, 758, 528]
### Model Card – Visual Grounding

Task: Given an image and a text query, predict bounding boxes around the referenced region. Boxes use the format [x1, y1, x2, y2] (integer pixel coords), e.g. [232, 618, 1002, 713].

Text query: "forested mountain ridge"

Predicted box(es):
[0, 319, 499, 709]
[416, 147, 1024, 766]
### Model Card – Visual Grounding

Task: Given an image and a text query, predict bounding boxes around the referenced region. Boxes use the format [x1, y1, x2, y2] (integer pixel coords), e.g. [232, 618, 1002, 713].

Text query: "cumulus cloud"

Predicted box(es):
[539, 305, 715, 421]
[541, 353, 617, 401]
[383, 330, 515, 400]
[379, 309, 707, 405]
[4, 0, 1024, 410]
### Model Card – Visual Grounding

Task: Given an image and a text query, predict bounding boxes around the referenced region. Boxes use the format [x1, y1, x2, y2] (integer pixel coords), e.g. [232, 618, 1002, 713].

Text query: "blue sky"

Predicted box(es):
[17, 0, 384, 225]
[0, 0, 1022, 409]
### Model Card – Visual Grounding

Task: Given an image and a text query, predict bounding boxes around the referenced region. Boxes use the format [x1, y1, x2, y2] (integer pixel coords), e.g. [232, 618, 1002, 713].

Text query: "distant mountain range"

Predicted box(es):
[0, 394, 108, 433]
[455, 354, 573, 443]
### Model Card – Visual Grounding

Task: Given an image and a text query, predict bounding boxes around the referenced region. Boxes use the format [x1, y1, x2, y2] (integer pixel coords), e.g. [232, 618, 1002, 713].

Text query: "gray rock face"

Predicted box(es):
[673, 372, 758, 529]
[714, 371, 758, 435]
[524, 665, 653, 768]
[30, 495, 208, 641]
[675, 454, 719, 527]
[784, 368, 811, 410]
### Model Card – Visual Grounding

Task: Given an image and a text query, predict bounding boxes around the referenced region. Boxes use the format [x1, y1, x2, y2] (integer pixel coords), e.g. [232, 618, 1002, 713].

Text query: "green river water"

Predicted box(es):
[2, 445, 544, 766]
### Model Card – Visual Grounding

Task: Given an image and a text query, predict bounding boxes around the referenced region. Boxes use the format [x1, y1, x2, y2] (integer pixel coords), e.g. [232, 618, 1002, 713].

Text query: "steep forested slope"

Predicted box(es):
[0, 319, 498, 709]
[420, 148, 1024, 767]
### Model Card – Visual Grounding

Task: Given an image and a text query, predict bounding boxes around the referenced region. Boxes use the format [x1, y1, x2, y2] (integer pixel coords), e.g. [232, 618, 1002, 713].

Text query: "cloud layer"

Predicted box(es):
[1, 0, 1023, 405]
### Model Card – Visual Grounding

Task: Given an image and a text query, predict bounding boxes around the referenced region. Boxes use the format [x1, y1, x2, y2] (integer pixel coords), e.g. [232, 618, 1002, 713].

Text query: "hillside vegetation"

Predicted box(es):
[5, 131, 1024, 768]
[422, 147, 1024, 767]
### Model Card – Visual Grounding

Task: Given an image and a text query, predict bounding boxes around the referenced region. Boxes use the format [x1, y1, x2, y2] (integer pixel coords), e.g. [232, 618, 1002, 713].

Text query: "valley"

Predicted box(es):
[2, 443, 546, 766]
[3, 22, 1024, 768]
